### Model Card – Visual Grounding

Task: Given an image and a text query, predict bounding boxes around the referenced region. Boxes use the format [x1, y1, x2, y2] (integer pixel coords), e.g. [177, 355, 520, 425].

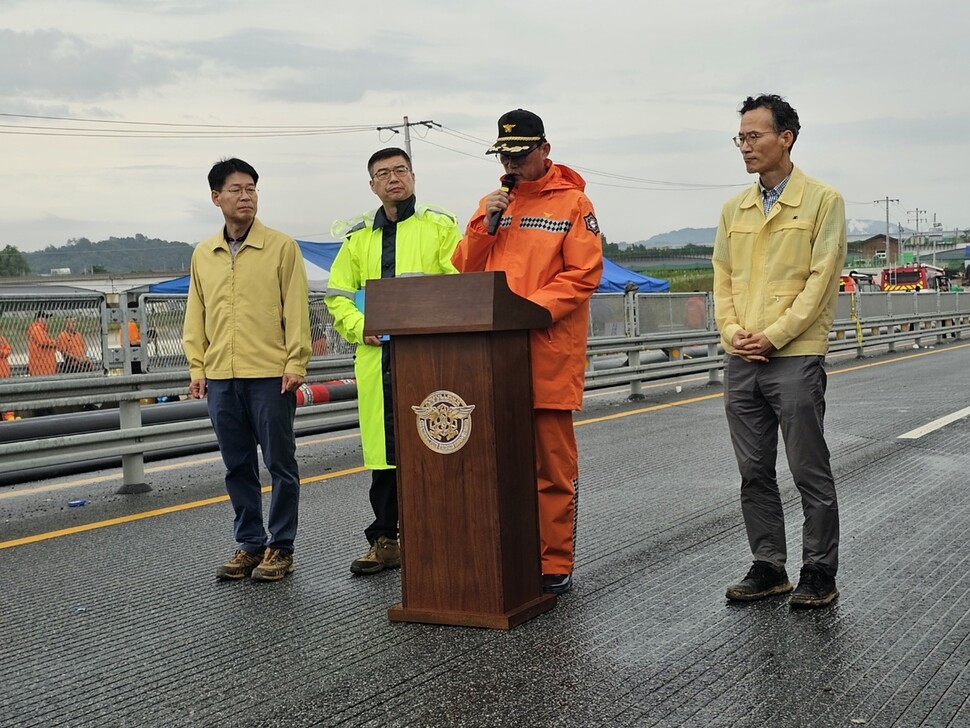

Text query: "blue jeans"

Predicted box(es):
[207, 378, 300, 553]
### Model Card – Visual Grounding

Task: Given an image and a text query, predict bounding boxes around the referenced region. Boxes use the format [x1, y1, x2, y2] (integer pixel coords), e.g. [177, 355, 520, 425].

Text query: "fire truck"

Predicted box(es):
[880, 264, 949, 292]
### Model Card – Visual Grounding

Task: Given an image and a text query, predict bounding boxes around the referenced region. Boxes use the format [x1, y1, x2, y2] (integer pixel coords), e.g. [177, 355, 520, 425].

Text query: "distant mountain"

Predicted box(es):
[618, 220, 914, 248]
[24, 235, 193, 275]
[845, 219, 913, 238]
[642, 227, 715, 246]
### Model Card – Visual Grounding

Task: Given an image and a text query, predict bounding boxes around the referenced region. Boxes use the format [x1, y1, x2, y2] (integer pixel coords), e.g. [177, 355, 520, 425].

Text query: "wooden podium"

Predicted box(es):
[364, 271, 557, 629]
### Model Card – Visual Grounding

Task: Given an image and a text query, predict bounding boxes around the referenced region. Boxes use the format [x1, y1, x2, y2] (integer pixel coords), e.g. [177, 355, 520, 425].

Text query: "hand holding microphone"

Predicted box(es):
[486, 174, 517, 235]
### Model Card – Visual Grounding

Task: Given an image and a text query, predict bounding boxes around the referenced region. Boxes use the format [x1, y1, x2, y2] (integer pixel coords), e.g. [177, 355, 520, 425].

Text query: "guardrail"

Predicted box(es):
[2, 290, 968, 489]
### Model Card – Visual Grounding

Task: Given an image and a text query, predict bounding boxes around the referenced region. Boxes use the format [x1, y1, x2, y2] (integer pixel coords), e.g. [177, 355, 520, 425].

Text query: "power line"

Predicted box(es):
[0, 111, 372, 131]
[375, 117, 440, 159]
[436, 123, 744, 190]
[0, 110, 761, 192]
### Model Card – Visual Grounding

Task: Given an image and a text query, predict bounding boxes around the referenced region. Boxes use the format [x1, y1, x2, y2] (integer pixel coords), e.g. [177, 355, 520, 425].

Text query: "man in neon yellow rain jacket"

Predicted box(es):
[325, 147, 461, 576]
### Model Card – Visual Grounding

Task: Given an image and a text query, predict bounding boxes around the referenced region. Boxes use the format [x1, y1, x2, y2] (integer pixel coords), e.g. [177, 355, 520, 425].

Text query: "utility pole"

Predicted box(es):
[875, 197, 898, 264]
[897, 223, 904, 275]
[375, 117, 440, 160]
[907, 208, 926, 265]
[928, 214, 944, 268]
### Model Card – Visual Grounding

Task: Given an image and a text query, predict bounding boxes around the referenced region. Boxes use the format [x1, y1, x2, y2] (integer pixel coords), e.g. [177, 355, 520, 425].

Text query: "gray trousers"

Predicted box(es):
[724, 355, 839, 576]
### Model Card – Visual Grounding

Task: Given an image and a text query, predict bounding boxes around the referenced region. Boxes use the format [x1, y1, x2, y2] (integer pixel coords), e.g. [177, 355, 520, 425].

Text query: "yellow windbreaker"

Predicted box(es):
[183, 218, 311, 380]
[713, 166, 847, 356]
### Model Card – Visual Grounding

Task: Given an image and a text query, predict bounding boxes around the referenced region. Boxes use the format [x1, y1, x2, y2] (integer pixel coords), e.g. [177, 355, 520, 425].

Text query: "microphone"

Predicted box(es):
[487, 174, 517, 235]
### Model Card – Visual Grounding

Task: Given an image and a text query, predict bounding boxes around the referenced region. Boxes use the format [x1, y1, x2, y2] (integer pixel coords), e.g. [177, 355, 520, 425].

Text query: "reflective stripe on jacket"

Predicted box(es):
[453, 161, 603, 410]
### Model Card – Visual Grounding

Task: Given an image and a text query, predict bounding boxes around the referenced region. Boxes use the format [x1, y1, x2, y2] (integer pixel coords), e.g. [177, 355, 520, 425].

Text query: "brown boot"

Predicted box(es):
[350, 536, 400, 575]
[251, 547, 295, 582]
[216, 549, 264, 581]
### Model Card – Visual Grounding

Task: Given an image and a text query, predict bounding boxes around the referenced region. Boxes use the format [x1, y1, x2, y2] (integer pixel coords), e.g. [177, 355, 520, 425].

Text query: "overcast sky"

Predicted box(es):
[1, 0, 966, 255]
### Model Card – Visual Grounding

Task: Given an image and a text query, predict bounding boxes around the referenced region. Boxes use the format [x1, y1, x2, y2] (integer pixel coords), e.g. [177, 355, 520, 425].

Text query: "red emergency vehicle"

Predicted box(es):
[880, 264, 949, 292]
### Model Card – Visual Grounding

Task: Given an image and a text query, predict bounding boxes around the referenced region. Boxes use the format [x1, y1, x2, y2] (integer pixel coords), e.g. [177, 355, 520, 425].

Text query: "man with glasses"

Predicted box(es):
[714, 95, 847, 608]
[326, 147, 461, 576]
[452, 109, 603, 595]
[184, 157, 311, 582]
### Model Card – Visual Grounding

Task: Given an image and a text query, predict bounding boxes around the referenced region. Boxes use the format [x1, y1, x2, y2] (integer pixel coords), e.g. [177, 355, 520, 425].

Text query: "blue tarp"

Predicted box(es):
[597, 257, 669, 293]
[149, 241, 668, 294]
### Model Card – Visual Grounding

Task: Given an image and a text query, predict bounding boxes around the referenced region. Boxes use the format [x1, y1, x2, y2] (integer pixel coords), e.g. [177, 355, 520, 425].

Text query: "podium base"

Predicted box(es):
[387, 594, 557, 630]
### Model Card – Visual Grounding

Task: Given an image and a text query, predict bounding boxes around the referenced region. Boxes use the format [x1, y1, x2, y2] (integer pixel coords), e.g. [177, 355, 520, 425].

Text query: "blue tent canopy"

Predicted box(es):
[148, 274, 191, 293]
[149, 241, 668, 294]
[597, 257, 669, 293]
[149, 241, 341, 293]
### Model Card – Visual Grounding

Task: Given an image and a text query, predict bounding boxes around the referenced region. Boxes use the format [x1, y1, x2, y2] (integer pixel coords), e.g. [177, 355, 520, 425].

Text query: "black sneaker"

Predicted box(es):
[542, 573, 573, 595]
[725, 561, 793, 601]
[790, 564, 838, 608]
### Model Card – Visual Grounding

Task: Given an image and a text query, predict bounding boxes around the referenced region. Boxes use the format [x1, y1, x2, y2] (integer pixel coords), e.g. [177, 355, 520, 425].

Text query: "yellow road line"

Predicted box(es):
[0, 465, 366, 550]
[578, 392, 724, 426]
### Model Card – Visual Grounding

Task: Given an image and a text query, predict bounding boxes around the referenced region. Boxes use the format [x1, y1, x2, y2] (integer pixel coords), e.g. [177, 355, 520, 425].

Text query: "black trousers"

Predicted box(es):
[364, 468, 398, 544]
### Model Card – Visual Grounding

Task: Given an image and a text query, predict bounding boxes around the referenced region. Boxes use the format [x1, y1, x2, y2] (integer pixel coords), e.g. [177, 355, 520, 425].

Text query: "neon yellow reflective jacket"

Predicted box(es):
[325, 204, 461, 469]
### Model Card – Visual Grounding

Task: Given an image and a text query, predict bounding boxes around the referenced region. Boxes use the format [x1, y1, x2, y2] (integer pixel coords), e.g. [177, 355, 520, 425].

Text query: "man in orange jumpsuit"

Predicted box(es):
[0, 332, 11, 378]
[27, 311, 57, 376]
[453, 109, 603, 594]
[57, 316, 96, 372]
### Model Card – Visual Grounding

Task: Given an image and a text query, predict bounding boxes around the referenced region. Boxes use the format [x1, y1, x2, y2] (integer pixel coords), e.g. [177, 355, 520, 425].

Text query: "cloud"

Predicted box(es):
[0, 29, 193, 101]
[182, 28, 508, 105]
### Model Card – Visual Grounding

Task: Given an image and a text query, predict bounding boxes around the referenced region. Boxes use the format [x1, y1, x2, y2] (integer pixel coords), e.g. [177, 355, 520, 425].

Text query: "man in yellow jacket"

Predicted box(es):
[183, 158, 311, 583]
[713, 95, 847, 609]
[325, 147, 461, 575]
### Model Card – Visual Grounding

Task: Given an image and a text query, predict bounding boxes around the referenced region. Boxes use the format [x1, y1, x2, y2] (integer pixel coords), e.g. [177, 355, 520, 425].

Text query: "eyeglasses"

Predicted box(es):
[222, 185, 258, 196]
[372, 165, 411, 181]
[732, 131, 781, 148]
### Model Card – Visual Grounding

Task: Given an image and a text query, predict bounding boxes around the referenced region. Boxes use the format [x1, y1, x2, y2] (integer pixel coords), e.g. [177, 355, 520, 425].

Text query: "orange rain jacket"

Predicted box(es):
[56, 330, 87, 361]
[453, 161, 603, 409]
[0, 335, 10, 378]
[27, 319, 57, 376]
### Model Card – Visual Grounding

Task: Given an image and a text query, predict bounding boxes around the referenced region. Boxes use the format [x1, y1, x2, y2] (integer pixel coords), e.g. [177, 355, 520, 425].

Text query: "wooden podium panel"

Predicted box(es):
[365, 272, 555, 629]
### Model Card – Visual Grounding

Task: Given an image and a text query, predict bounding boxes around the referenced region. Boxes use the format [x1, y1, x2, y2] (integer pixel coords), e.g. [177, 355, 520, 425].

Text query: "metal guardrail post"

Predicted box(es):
[117, 399, 149, 494]
[707, 341, 720, 384]
[625, 290, 643, 399]
[627, 348, 644, 399]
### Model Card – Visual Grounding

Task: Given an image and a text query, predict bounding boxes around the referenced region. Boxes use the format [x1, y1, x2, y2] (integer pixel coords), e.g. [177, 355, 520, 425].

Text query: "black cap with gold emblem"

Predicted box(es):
[486, 109, 545, 157]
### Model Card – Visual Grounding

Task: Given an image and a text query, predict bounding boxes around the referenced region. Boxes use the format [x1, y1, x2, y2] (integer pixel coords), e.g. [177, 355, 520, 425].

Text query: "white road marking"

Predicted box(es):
[898, 406, 970, 440]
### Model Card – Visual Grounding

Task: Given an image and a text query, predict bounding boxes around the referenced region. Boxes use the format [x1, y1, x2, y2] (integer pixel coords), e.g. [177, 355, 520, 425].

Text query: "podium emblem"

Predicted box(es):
[411, 390, 476, 454]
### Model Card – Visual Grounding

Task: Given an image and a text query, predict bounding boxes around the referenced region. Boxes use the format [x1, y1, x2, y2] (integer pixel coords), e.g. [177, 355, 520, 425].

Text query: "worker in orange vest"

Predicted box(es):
[27, 311, 57, 376]
[0, 332, 11, 378]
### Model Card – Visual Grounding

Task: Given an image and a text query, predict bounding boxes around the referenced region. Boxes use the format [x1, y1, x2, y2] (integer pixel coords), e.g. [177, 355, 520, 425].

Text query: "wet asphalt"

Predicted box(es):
[3, 340, 970, 727]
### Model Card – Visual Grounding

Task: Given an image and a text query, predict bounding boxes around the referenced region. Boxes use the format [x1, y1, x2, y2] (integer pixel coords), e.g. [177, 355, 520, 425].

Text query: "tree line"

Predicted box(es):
[0, 235, 195, 277]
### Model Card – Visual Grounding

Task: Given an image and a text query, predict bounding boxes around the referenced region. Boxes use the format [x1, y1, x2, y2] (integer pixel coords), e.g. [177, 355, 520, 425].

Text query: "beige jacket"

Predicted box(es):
[713, 166, 847, 356]
[183, 218, 311, 380]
